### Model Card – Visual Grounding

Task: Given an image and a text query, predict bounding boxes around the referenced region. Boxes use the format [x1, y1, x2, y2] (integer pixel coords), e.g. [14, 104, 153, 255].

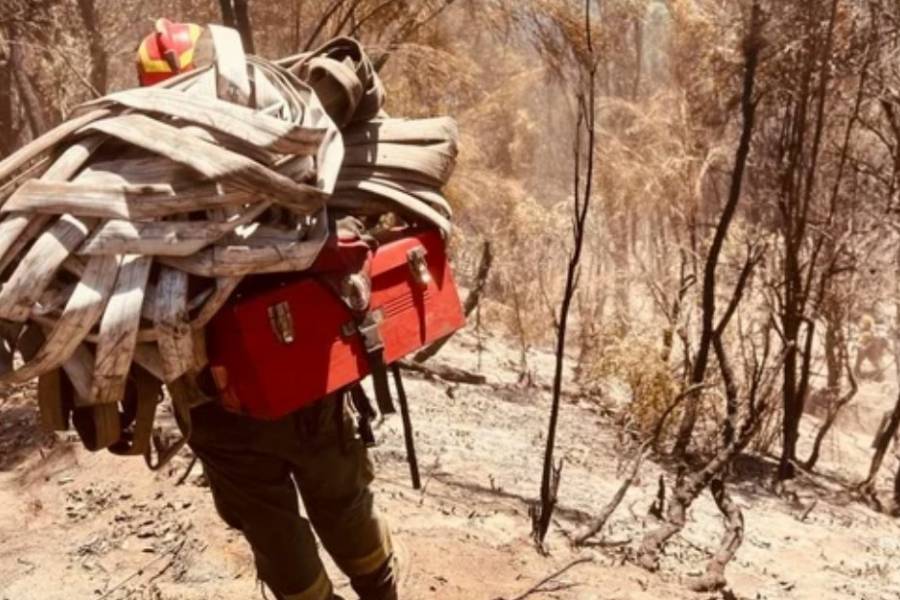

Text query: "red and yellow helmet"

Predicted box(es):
[137, 18, 203, 86]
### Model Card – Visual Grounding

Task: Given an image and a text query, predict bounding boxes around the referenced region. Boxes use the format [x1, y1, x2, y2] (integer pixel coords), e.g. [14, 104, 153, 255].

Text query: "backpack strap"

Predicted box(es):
[314, 216, 396, 417]
[356, 310, 395, 417]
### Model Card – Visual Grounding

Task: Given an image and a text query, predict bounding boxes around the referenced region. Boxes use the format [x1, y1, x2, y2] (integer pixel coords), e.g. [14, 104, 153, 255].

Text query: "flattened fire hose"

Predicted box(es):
[0, 26, 457, 464]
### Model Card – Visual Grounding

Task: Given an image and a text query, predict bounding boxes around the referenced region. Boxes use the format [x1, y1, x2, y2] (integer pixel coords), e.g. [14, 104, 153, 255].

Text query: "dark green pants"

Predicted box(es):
[188, 395, 397, 600]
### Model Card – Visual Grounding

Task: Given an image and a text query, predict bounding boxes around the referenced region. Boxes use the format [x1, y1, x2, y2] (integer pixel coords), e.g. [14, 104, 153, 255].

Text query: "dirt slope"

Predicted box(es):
[1, 330, 899, 600]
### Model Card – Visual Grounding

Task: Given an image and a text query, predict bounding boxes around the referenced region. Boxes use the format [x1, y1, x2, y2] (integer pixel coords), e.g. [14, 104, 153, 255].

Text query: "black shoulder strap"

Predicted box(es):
[357, 310, 396, 416]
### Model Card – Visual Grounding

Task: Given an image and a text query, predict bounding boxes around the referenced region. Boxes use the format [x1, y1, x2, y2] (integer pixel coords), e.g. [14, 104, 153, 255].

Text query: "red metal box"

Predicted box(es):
[205, 229, 465, 419]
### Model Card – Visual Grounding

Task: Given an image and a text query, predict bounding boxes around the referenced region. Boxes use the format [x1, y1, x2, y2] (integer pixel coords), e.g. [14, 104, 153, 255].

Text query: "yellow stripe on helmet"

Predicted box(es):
[137, 40, 173, 74]
[178, 23, 203, 69]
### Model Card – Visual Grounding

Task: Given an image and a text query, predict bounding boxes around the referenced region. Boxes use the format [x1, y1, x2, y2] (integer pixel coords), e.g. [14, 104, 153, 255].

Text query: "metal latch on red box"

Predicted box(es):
[407, 246, 431, 288]
[268, 301, 295, 344]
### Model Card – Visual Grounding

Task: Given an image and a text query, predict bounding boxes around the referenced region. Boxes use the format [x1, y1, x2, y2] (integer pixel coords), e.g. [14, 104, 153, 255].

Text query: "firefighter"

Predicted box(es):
[137, 19, 398, 600]
[855, 313, 889, 382]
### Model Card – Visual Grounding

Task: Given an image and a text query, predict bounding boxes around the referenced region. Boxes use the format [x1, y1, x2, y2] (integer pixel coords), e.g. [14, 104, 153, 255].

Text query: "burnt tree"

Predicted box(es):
[531, 0, 598, 548]
[219, 0, 255, 54]
[672, 1, 763, 459]
[0, 39, 14, 155]
[75, 0, 107, 94]
[639, 3, 767, 591]
[770, 0, 843, 482]
[6, 23, 47, 138]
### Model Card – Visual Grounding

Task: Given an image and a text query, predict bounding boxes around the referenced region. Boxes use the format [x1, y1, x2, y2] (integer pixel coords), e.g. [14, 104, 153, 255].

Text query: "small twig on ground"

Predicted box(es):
[418, 456, 442, 506]
[572, 443, 649, 545]
[17, 557, 36, 574]
[148, 539, 187, 583]
[98, 539, 187, 598]
[528, 380, 595, 402]
[398, 360, 487, 385]
[496, 556, 594, 600]
[176, 455, 198, 486]
[577, 537, 632, 549]
[678, 536, 714, 556]
[798, 498, 818, 522]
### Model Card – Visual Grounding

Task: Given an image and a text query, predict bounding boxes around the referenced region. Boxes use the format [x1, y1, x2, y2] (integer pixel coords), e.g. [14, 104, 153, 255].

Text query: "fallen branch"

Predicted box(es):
[99, 539, 186, 598]
[572, 443, 649, 545]
[572, 383, 708, 546]
[497, 556, 593, 600]
[398, 360, 487, 385]
[176, 454, 198, 486]
[148, 539, 187, 583]
[798, 498, 818, 522]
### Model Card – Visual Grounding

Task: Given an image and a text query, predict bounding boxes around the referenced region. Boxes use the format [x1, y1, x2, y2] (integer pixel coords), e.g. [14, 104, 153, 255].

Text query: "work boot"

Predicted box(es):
[349, 557, 398, 600]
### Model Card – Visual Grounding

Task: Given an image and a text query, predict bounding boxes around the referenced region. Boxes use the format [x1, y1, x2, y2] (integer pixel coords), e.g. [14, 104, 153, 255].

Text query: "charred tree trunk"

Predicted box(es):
[641, 326, 772, 577]
[292, 0, 302, 52]
[672, 3, 762, 459]
[631, 16, 643, 100]
[532, 0, 597, 548]
[640, 5, 764, 584]
[800, 25, 871, 473]
[894, 250, 900, 381]
[779, 309, 802, 479]
[611, 209, 631, 329]
[0, 43, 13, 156]
[639, 433, 753, 573]
[688, 477, 744, 592]
[234, 0, 255, 54]
[7, 24, 47, 138]
[893, 460, 900, 514]
[219, 0, 255, 54]
[219, 0, 236, 26]
[823, 300, 843, 393]
[76, 0, 107, 94]
[509, 284, 531, 379]
[660, 255, 692, 366]
[776, 0, 840, 483]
